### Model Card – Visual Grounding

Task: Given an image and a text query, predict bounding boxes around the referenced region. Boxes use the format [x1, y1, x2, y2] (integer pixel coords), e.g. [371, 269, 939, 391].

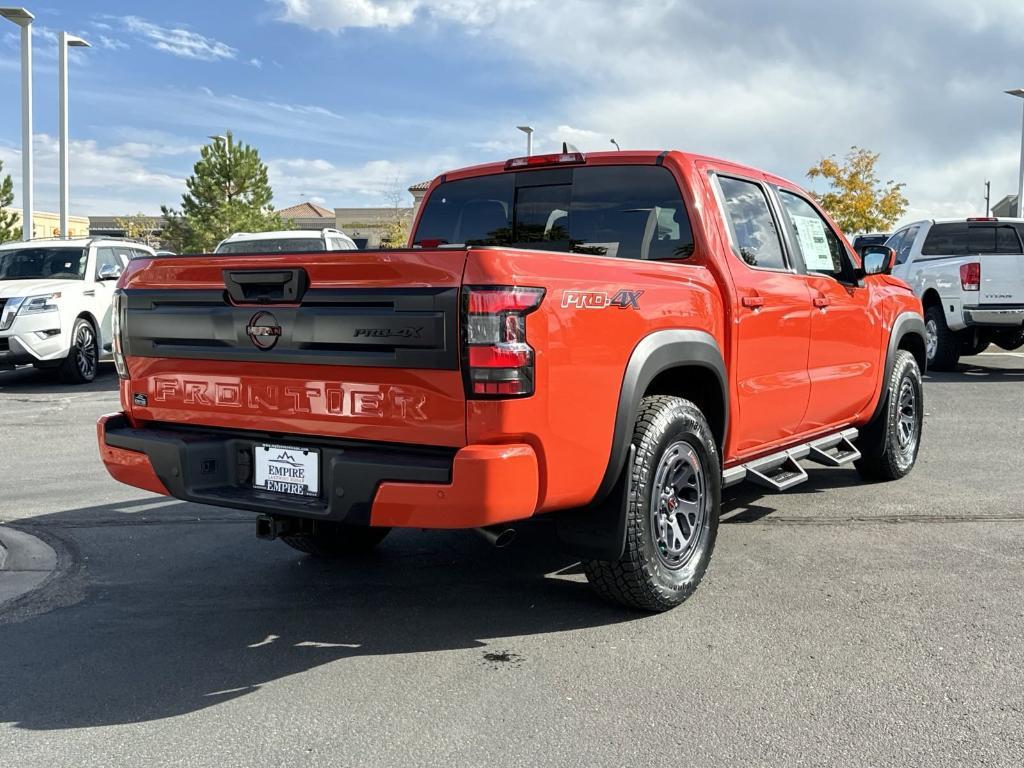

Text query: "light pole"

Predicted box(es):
[58, 31, 89, 237]
[610, 138, 621, 151]
[517, 125, 534, 157]
[1, 7, 34, 240]
[1007, 89, 1024, 218]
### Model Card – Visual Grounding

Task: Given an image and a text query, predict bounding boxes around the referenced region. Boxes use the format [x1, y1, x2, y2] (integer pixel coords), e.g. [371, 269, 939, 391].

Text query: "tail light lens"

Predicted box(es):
[112, 289, 129, 379]
[462, 286, 544, 397]
[960, 262, 981, 291]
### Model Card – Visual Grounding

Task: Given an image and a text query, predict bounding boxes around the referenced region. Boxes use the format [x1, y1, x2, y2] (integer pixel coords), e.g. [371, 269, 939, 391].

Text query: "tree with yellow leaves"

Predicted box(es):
[806, 146, 908, 234]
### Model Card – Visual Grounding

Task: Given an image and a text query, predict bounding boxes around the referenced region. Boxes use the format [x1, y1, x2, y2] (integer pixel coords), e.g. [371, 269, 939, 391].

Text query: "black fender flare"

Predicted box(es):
[555, 329, 727, 561]
[867, 311, 927, 423]
[593, 329, 728, 503]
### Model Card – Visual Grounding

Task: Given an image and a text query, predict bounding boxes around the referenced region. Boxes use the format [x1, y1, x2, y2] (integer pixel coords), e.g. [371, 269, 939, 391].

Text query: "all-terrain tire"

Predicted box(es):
[854, 350, 923, 481]
[582, 396, 720, 613]
[281, 522, 390, 557]
[925, 305, 959, 371]
[58, 317, 99, 384]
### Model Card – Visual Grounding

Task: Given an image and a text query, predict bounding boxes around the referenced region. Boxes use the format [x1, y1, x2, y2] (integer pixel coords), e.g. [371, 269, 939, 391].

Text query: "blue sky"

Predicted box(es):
[1, 0, 1023, 225]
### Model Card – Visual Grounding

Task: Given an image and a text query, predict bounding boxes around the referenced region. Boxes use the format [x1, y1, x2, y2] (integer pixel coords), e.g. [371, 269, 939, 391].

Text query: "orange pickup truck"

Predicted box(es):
[98, 150, 926, 611]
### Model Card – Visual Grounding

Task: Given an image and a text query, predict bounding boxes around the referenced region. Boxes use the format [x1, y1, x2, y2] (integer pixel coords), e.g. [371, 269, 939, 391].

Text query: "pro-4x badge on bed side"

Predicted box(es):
[561, 289, 644, 310]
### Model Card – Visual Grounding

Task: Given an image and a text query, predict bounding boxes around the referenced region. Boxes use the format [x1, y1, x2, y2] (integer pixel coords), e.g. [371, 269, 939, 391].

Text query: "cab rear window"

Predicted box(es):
[413, 165, 694, 260]
[921, 223, 1023, 255]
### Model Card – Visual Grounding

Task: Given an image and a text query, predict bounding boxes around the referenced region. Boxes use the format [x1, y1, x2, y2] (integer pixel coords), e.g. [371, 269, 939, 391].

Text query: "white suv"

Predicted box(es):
[214, 228, 357, 254]
[886, 217, 1024, 369]
[0, 238, 156, 383]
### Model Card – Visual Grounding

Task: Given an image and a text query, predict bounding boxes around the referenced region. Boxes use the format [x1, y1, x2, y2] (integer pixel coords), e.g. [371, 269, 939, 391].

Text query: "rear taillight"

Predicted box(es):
[462, 286, 545, 397]
[112, 290, 129, 379]
[960, 262, 981, 291]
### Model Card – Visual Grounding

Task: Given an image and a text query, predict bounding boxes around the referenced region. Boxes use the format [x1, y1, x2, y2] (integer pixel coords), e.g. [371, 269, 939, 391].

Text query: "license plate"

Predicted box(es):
[253, 444, 320, 497]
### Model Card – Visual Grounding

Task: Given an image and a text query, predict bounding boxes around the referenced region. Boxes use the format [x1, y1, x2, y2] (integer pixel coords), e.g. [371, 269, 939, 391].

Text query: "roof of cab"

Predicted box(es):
[435, 149, 804, 192]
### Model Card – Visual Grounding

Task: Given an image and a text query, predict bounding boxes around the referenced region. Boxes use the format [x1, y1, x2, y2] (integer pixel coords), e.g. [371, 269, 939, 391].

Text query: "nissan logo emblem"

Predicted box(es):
[246, 311, 282, 350]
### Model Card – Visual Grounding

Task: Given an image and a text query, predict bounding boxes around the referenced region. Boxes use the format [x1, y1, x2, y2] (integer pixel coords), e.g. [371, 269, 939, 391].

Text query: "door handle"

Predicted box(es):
[82, 289, 95, 297]
[741, 295, 765, 309]
[813, 296, 830, 308]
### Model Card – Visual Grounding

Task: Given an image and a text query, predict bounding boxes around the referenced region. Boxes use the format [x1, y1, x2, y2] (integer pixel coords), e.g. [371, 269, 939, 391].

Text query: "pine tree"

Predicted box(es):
[0, 159, 23, 243]
[161, 131, 286, 253]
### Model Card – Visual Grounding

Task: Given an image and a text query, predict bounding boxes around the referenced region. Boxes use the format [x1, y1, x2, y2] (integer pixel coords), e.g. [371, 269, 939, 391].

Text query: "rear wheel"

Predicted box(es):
[855, 350, 923, 481]
[58, 318, 98, 384]
[281, 522, 390, 558]
[992, 327, 1024, 351]
[924, 305, 959, 371]
[582, 396, 719, 613]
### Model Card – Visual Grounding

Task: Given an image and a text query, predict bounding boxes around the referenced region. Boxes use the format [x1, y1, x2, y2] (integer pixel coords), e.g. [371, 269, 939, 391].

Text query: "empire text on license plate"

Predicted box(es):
[254, 444, 320, 497]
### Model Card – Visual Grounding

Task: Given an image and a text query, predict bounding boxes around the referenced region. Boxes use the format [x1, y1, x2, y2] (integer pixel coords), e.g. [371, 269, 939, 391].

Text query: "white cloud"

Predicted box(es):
[249, 57, 262, 68]
[0, 134, 185, 216]
[121, 16, 237, 61]
[271, 0, 1024, 225]
[97, 35, 129, 51]
[267, 153, 459, 206]
[272, 0, 536, 31]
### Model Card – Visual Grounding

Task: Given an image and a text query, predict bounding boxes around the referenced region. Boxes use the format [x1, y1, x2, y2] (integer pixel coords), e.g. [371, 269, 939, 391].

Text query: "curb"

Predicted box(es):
[0, 525, 58, 607]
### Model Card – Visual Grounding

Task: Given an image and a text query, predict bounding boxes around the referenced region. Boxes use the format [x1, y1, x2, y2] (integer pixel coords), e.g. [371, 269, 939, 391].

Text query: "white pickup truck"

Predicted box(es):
[887, 217, 1024, 369]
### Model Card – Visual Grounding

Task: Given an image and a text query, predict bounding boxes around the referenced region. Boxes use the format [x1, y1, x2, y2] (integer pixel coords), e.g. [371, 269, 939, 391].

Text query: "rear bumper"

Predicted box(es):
[963, 306, 1024, 326]
[96, 413, 540, 528]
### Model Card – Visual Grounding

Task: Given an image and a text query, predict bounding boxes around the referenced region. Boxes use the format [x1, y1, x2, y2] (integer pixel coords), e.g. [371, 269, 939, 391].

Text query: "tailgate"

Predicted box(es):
[119, 250, 468, 447]
[979, 252, 1024, 304]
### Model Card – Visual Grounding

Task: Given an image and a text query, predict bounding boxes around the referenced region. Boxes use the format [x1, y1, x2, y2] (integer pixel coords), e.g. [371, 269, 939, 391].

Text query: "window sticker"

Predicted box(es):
[791, 214, 834, 271]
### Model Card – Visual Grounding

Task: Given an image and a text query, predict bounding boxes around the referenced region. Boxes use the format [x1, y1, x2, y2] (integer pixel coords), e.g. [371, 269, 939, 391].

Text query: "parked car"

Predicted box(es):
[851, 232, 890, 257]
[97, 150, 925, 611]
[0, 238, 156, 383]
[214, 228, 357, 254]
[886, 217, 1024, 369]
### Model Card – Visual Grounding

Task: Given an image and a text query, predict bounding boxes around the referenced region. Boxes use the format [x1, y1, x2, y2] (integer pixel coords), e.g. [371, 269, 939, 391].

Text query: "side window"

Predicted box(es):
[715, 176, 786, 270]
[777, 190, 848, 278]
[113, 246, 133, 266]
[896, 225, 920, 264]
[996, 226, 1023, 254]
[884, 229, 907, 256]
[94, 247, 122, 279]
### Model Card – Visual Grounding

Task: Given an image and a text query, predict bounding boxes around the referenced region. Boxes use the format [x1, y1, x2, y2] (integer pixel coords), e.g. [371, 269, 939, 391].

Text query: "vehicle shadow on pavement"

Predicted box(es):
[924, 358, 1024, 384]
[0, 499, 639, 731]
[0, 365, 120, 394]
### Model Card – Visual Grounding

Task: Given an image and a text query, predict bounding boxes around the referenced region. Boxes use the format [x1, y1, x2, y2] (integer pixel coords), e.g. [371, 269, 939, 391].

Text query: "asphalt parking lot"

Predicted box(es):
[1, 354, 1023, 768]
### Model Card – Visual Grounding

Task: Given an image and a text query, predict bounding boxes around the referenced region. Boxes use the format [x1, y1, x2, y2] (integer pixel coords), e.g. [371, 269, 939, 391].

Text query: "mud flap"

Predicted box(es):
[555, 445, 633, 561]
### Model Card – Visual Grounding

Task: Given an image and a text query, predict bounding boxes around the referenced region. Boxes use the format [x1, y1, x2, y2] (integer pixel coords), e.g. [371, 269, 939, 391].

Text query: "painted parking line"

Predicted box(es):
[977, 350, 1024, 358]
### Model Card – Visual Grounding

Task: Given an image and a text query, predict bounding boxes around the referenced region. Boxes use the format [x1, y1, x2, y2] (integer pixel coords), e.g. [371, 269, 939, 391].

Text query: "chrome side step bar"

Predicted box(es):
[722, 428, 859, 492]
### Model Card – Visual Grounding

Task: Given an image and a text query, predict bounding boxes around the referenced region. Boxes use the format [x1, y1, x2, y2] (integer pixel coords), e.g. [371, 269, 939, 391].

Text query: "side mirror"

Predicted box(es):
[861, 245, 896, 277]
[97, 263, 123, 281]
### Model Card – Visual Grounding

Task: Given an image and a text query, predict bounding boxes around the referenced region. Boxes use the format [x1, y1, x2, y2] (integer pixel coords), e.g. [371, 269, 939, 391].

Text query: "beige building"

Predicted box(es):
[1, 208, 90, 239]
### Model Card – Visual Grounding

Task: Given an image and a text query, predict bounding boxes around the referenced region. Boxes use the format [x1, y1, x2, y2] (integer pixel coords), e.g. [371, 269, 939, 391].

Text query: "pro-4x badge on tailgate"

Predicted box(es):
[562, 289, 644, 310]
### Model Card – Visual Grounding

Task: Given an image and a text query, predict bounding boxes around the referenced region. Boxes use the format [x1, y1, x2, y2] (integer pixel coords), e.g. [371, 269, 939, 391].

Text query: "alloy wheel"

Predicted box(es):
[75, 323, 97, 380]
[650, 441, 708, 569]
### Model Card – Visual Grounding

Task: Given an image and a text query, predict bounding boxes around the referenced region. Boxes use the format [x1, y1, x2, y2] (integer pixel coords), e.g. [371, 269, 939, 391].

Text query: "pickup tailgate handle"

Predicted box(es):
[223, 269, 309, 305]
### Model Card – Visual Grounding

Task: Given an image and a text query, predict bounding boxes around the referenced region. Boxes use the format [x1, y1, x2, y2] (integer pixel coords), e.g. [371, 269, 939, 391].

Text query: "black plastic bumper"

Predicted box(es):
[103, 415, 455, 524]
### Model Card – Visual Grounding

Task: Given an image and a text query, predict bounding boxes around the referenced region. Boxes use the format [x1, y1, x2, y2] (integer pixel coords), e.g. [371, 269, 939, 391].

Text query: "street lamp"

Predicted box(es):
[0, 7, 34, 240]
[610, 138, 621, 151]
[58, 31, 89, 237]
[1007, 88, 1024, 218]
[517, 125, 534, 157]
